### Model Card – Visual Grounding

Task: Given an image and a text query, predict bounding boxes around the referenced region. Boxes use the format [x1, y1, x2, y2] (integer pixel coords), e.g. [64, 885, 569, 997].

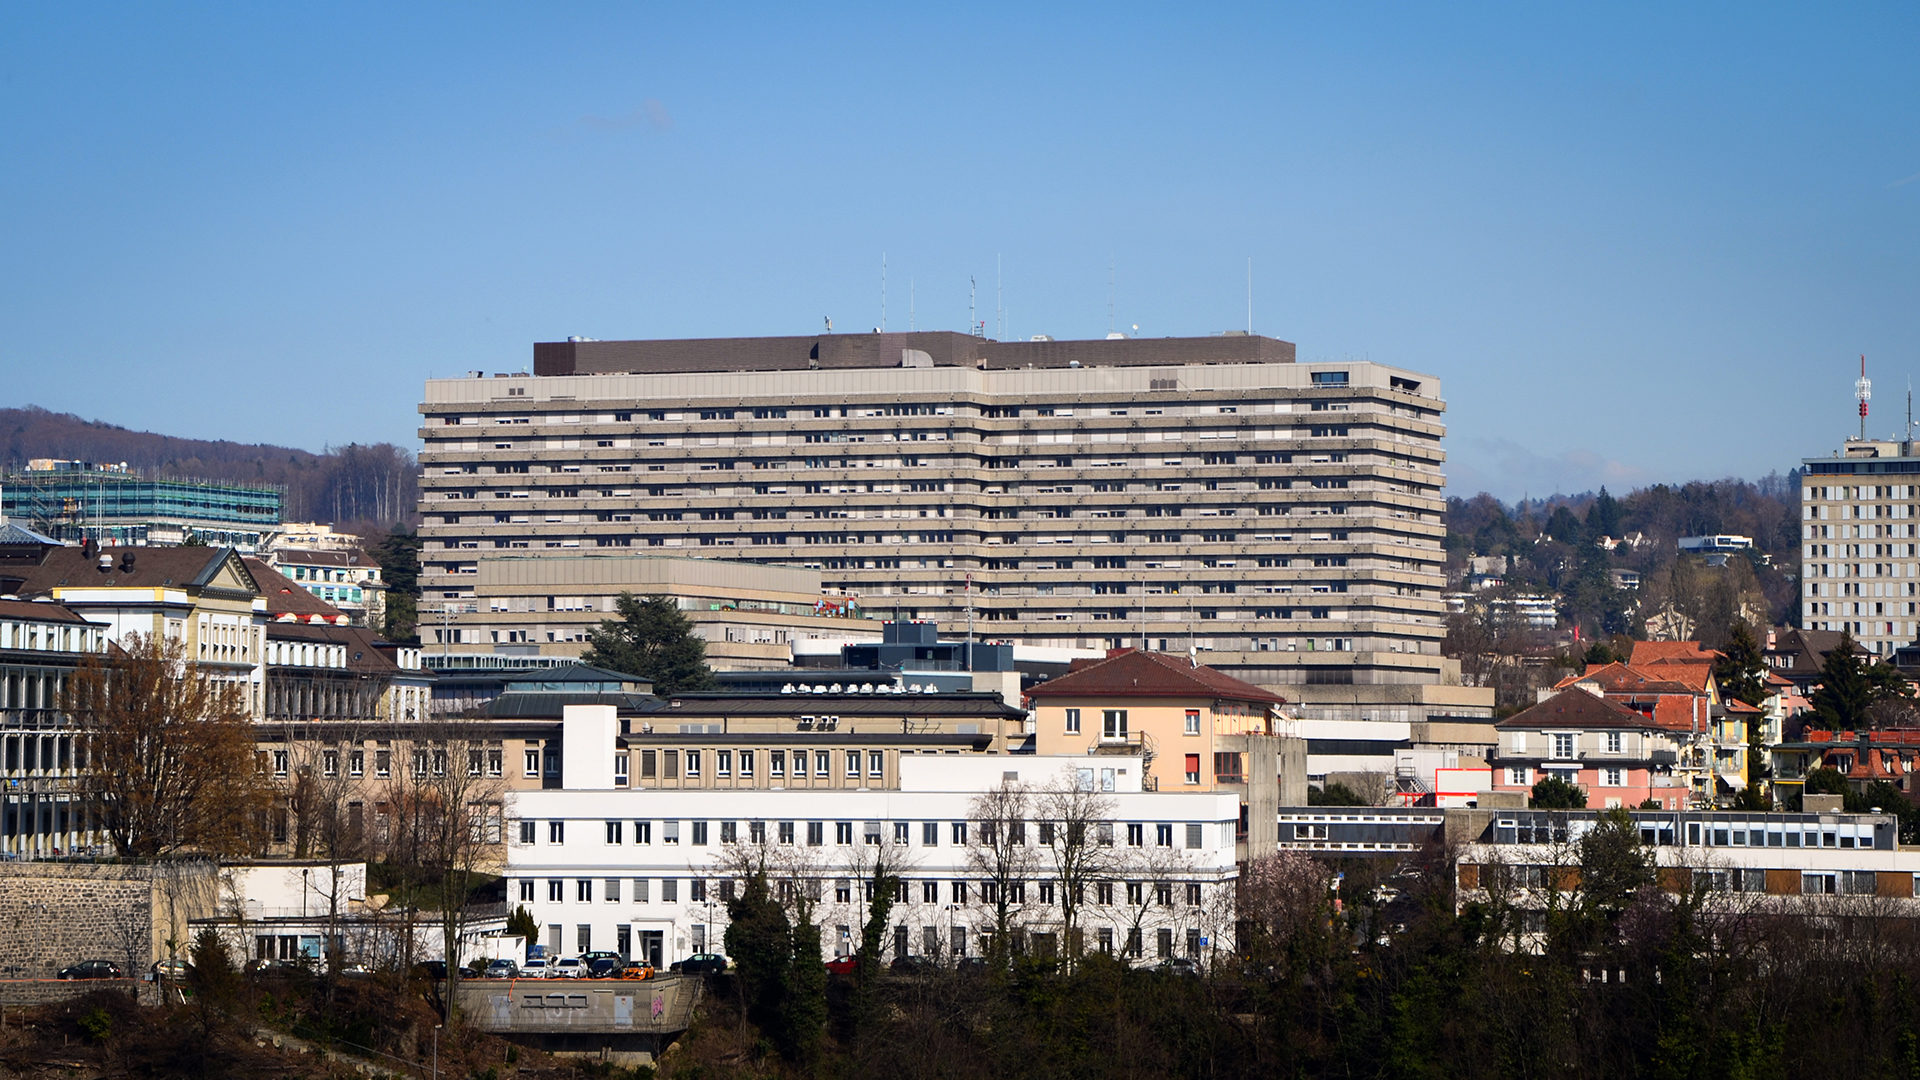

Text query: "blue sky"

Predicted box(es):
[3, 3, 1917, 501]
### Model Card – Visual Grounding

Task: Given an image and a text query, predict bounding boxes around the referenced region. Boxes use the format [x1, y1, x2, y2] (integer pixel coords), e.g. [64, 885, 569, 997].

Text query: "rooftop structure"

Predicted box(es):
[2, 461, 281, 552]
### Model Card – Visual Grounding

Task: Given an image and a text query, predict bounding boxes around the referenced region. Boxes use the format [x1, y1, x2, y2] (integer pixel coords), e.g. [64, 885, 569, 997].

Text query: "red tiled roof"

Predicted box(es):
[1499, 688, 1659, 730]
[242, 558, 348, 624]
[1026, 649, 1287, 705]
[1631, 641, 1722, 665]
[1651, 697, 1702, 733]
[1559, 662, 1698, 695]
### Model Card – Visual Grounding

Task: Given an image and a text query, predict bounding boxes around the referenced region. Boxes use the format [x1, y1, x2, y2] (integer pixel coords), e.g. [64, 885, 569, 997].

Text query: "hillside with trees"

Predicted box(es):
[1443, 477, 1800, 712]
[0, 406, 418, 528]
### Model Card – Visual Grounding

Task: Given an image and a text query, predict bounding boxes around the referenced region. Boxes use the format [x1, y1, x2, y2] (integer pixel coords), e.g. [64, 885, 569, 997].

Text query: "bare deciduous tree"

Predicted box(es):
[1035, 768, 1120, 964]
[966, 781, 1038, 956]
[64, 633, 273, 858]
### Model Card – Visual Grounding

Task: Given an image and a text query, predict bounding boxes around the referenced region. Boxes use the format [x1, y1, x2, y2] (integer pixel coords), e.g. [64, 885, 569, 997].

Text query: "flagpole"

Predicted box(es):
[965, 572, 974, 673]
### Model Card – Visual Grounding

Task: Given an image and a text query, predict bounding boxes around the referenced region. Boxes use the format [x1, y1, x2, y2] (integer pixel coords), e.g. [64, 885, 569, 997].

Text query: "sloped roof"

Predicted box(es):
[242, 557, 347, 623]
[1631, 641, 1722, 666]
[0, 522, 62, 546]
[1026, 649, 1287, 705]
[1499, 689, 1659, 730]
[17, 545, 256, 596]
[504, 663, 652, 687]
[265, 622, 409, 676]
[0, 597, 94, 625]
[1557, 662, 1697, 695]
[270, 548, 374, 569]
[1768, 627, 1850, 678]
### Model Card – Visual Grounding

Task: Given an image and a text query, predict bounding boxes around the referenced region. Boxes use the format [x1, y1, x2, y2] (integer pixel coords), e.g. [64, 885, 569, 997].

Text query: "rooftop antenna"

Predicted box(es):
[996, 254, 1004, 341]
[969, 276, 977, 338]
[1858, 354, 1872, 441]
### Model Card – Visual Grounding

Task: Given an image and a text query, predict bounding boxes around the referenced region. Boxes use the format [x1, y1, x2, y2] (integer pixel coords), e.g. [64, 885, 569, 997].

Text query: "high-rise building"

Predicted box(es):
[1800, 437, 1920, 656]
[416, 331, 1458, 698]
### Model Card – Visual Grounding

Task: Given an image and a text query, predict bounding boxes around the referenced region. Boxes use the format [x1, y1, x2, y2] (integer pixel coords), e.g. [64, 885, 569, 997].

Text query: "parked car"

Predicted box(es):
[889, 954, 938, 976]
[616, 961, 656, 981]
[824, 954, 860, 975]
[338, 962, 376, 979]
[484, 958, 520, 979]
[1150, 957, 1201, 977]
[148, 958, 191, 981]
[583, 953, 623, 978]
[670, 953, 729, 975]
[519, 957, 549, 978]
[249, 957, 311, 976]
[412, 960, 449, 981]
[58, 960, 124, 980]
[547, 957, 586, 978]
[956, 956, 991, 975]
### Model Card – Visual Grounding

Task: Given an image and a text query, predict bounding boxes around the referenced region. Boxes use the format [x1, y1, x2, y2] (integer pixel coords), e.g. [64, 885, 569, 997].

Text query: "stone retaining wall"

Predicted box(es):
[0, 861, 220, 979]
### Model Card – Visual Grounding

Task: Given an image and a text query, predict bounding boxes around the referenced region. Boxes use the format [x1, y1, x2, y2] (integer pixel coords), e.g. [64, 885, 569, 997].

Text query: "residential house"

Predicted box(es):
[1492, 687, 1690, 810]
[264, 547, 386, 628]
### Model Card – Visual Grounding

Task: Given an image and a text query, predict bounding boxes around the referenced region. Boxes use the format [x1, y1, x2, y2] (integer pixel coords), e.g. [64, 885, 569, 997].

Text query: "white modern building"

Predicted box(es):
[505, 706, 1243, 968]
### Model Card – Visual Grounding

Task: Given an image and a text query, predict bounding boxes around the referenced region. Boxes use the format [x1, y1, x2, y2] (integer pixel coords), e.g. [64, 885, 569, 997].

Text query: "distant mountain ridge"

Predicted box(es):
[0, 406, 418, 528]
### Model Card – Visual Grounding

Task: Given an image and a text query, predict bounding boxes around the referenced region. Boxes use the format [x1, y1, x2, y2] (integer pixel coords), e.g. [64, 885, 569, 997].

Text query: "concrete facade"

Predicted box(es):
[416, 333, 1453, 695]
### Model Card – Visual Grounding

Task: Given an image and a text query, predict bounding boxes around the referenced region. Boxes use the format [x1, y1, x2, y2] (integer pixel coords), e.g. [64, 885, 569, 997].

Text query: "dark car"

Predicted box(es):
[956, 956, 991, 974]
[58, 959, 124, 980]
[669, 952, 729, 975]
[1151, 957, 1201, 977]
[583, 955, 623, 978]
[412, 960, 449, 981]
[889, 954, 937, 976]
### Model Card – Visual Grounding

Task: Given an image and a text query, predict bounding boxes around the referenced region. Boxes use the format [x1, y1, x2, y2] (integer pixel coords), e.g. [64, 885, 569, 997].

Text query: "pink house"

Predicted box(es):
[1491, 687, 1690, 810]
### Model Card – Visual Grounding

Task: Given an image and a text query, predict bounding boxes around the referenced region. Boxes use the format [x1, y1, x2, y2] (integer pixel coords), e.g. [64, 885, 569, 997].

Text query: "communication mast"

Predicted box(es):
[1857, 354, 1872, 440]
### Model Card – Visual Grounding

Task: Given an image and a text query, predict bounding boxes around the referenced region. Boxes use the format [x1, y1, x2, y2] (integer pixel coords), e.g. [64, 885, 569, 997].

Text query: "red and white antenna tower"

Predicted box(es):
[1857, 355, 1872, 440]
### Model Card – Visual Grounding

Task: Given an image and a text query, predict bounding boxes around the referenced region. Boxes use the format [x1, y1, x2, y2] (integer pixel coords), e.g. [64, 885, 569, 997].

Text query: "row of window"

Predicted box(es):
[521, 818, 1210, 850]
[275, 747, 506, 780]
[516, 876, 1209, 908]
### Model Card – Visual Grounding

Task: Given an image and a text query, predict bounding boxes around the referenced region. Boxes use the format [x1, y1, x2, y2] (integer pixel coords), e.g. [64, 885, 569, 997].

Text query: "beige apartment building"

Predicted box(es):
[427, 552, 875, 670]
[416, 331, 1457, 702]
[1801, 437, 1920, 657]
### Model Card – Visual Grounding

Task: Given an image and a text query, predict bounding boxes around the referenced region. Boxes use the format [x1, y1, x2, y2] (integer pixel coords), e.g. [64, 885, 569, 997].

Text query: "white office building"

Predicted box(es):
[504, 706, 1242, 968]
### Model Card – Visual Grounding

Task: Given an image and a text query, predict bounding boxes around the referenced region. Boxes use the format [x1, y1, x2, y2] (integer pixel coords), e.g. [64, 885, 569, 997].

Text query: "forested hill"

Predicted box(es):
[0, 406, 419, 529]
[1445, 475, 1801, 632]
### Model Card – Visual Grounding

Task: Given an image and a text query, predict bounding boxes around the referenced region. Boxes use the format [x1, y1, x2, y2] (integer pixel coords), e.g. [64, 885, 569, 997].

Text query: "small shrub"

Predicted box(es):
[78, 1006, 112, 1042]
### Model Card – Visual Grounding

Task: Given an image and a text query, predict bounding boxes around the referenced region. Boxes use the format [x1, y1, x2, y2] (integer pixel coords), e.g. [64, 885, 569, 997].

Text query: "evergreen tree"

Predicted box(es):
[1589, 485, 1622, 540]
[1810, 630, 1912, 729]
[581, 592, 716, 694]
[367, 527, 421, 643]
[505, 905, 537, 950]
[1715, 621, 1767, 706]
[1576, 807, 1655, 924]
[725, 872, 801, 1055]
[1529, 775, 1588, 809]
